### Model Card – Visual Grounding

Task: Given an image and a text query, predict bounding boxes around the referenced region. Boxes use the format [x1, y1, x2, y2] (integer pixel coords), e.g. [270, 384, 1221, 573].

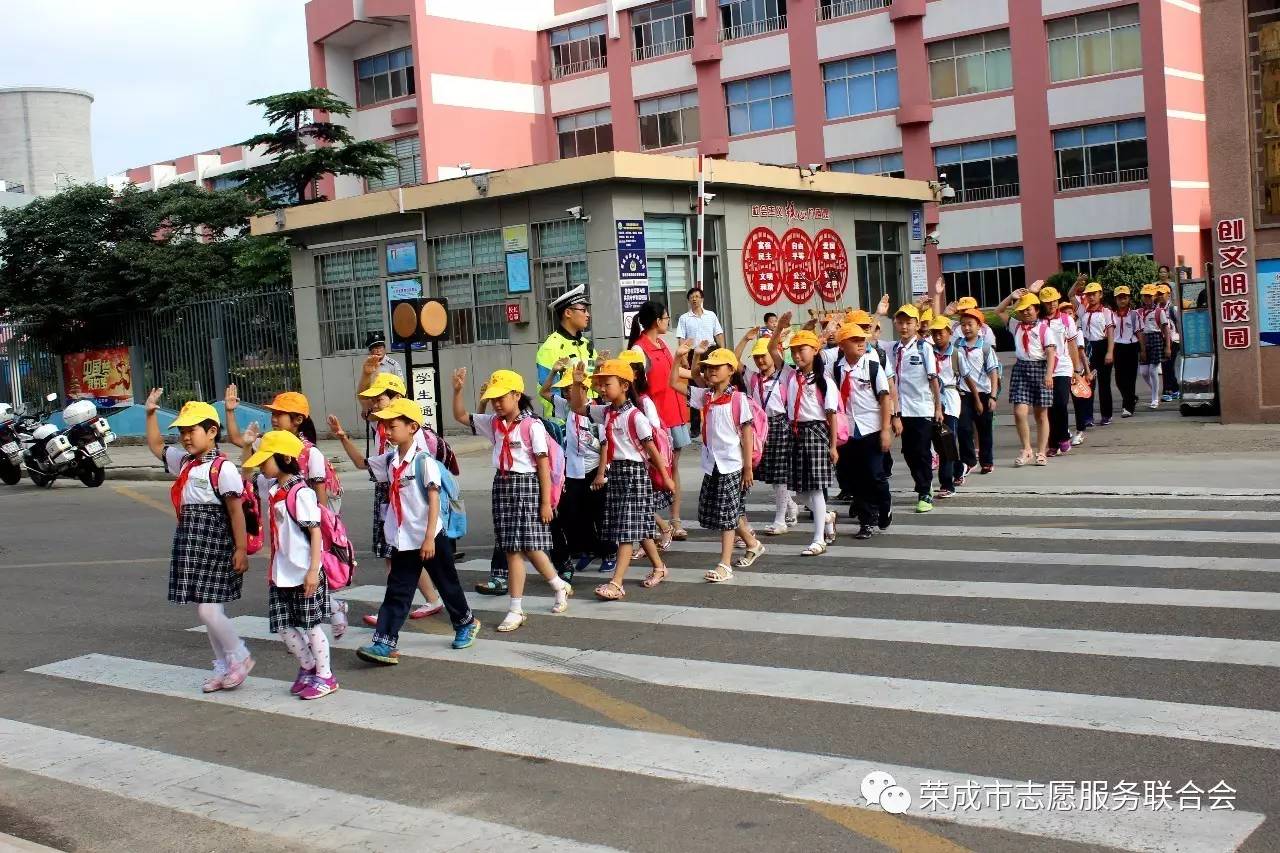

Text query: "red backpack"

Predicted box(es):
[168, 454, 263, 555]
[625, 409, 673, 492]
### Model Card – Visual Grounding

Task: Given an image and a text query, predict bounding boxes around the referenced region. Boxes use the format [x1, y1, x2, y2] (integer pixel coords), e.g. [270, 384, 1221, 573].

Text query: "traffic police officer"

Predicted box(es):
[535, 284, 596, 419]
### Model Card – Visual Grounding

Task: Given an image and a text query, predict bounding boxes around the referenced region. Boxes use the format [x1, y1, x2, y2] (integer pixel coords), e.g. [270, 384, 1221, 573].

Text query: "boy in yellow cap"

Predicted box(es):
[144, 389, 253, 693]
[888, 304, 943, 512]
[831, 322, 893, 539]
[928, 315, 972, 497]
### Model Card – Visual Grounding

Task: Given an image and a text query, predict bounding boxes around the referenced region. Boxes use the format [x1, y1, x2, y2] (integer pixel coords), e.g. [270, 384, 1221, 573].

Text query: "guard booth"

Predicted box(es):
[1176, 277, 1218, 416]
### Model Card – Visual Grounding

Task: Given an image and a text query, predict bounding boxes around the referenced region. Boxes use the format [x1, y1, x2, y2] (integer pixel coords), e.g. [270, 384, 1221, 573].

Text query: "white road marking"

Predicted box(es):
[743, 503, 1280, 522]
[871, 525, 1280, 545]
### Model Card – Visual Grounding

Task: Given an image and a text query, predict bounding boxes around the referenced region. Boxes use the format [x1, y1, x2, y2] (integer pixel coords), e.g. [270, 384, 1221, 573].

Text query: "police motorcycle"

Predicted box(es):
[20, 394, 117, 488]
[0, 403, 24, 485]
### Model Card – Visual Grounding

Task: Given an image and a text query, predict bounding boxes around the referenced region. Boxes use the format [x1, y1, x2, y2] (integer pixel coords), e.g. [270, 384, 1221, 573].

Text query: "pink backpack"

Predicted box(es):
[729, 391, 768, 469]
[518, 417, 564, 507]
[284, 482, 357, 591]
[626, 409, 673, 492]
[210, 456, 264, 555]
[301, 441, 343, 501]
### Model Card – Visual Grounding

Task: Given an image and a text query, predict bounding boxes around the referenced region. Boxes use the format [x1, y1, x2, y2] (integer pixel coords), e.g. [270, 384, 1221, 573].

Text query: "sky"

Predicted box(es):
[0, 0, 310, 177]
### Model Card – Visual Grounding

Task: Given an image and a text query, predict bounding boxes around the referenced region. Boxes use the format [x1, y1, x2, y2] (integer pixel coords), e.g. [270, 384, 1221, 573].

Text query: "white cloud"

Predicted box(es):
[0, 0, 310, 176]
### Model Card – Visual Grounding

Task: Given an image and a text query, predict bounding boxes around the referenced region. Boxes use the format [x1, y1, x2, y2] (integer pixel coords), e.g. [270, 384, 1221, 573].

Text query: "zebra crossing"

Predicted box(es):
[8, 488, 1279, 852]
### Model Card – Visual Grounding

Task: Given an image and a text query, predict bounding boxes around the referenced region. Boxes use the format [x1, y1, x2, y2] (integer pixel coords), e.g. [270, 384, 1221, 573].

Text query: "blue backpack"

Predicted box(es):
[414, 452, 467, 540]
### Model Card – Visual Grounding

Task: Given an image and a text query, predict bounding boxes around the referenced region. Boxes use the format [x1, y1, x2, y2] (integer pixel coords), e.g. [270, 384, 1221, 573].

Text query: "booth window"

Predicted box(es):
[941, 248, 1025, 308]
[1059, 234, 1153, 279]
[645, 215, 723, 321]
[533, 219, 589, 335]
[854, 221, 903, 312]
[428, 230, 509, 345]
[366, 136, 423, 191]
[317, 247, 382, 355]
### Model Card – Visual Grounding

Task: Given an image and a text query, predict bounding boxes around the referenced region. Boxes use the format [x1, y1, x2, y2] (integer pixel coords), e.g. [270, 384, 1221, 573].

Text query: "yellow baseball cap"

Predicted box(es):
[481, 369, 525, 400]
[750, 337, 772, 357]
[618, 349, 645, 366]
[920, 307, 934, 325]
[955, 296, 978, 311]
[788, 329, 822, 350]
[701, 348, 739, 369]
[244, 429, 305, 468]
[370, 397, 424, 426]
[1083, 282, 1103, 294]
[359, 372, 407, 398]
[1141, 284, 1159, 296]
[266, 391, 310, 417]
[594, 358, 635, 382]
[1114, 286, 1132, 296]
[928, 316, 952, 332]
[959, 308, 986, 325]
[835, 322, 868, 343]
[895, 304, 920, 320]
[844, 309, 874, 328]
[1038, 286, 1061, 303]
[168, 400, 220, 429]
[1014, 293, 1041, 312]
[1157, 283, 1172, 294]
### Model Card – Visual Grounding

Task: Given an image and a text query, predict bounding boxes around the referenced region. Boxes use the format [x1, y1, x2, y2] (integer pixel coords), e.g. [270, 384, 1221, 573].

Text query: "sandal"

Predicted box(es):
[735, 542, 765, 568]
[1034, 453, 1048, 466]
[763, 522, 789, 536]
[824, 511, 837, 544]
[801, 542, 827, 556]
[671, 525, 689, 541]
[552, 583, 574, 614]
[594, 581, 626, 601]
[1013, 451, 1033, 468]
[496, 610, 528, 632]
[657, 527, 673, 551]
[641, 566, 668, 588]
[704, 563, 734, 583]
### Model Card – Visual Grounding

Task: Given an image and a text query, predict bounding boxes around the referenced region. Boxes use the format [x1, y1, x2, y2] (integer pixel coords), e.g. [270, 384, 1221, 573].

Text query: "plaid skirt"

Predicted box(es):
[603, 460, 654, 545]
[370, 479, 392, 558]
[789, 420, 834, 493]
[169, 504, 240, 604]
[1142, 331, 1164, 365]
[755, 413, 792, 484]
[493, 471, 553, 553]
[1009, 359, 1054, 408]
[698, 468, 745, 531]
[268, 572, 330, 633]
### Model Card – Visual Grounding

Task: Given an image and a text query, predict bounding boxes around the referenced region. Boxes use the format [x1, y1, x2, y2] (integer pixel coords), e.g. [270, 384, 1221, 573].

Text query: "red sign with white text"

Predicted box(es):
[780, 228, 815, 303]
[813, 229, 849, 302]
[743, 227, 783, 306]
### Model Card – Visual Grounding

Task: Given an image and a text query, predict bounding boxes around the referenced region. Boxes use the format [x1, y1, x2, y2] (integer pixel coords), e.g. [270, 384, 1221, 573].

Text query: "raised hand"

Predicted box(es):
[452, 367, 467, 391]
[243, 421, 262, 447]
[145, 388, 163, 413]
[224, 383, 239, 411]
[326, 414, 346, 439]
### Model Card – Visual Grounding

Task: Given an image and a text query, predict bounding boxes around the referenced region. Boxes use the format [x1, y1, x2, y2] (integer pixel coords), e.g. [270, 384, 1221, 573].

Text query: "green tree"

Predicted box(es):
[1045, 270, 1078, 294]
[239, 88, 398, 206]
[1099, 254, 1159, 296]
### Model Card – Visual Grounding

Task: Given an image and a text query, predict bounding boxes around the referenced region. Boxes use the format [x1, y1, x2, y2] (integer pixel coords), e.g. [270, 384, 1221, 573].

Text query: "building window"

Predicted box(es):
[1047, 5, 1141, 83]
[550, 19, 607, 78]
[935, 137, 1019, 204]
[429, 231, 509, 345]
[557, 109, 614, 159]
[726, 72, 794, 135]
[356, 47, 415, 107]
[532, 219, 589, 335]
[928, 30, 1012, 100]
[366, 136, 422, 191]
[1053, 119, 1148, 191]
[829, 152, 905, 178]
[633, 0, 694, 60]
[639, 92, 700, 150]
[854, 221, 903, 310]
[941, 248, 1026, 308]
[822, 52, 899, 120]
[817, 0, 891, 23]
[317, 248, 382, 355]
[719, 0, 787, 42]
[1059, 235, 1153, 278]
[644, 216, 722, 319]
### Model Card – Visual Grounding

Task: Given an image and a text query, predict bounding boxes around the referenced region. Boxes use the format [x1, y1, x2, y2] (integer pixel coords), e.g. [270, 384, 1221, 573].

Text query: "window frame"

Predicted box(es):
[531, 219, 589, 337]
[940, 248, 1026, 308]
[638, 91, 701, 150]
[718, 0, 788, 42]
[829, 152, 905, 178]
[632, 0, 695, 61]
[1047, 5, 1142, 84]
[854, 221, 905, 310]
[725, 71, 794, 136]
[927, 30, 1012, 100]
[316, 247, 384, 356]
[817, 0, 891, 23]
[934, 136, 1020, 204]
[366, 136, 423, 192]
[822, 51, 900, 120]
[355, 47, 415, 108]
[427, 230, 510, 346]
[550, 19, 608, 78]
[1058, 234, 1154, 279]
[556, 108, 614, 159]
[1052, 119, 1149, 191]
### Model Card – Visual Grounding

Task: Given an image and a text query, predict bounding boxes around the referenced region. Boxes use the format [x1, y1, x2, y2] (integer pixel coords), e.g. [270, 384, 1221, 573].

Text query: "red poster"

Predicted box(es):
[780, 228, 815, 303]
[742, 227, 783, 306]
[63, 346, 133, 408]
[813, 229, 849, 302]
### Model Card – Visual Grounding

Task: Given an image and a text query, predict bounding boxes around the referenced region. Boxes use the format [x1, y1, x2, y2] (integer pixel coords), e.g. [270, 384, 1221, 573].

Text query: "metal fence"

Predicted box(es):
[0, 289, 299, 410]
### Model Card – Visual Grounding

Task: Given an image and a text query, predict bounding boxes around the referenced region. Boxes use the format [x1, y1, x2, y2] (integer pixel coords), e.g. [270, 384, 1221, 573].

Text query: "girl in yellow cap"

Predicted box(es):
[1137, 285, 1172, 409]
[144, 389, 253, 694]
[996, 284, 1057, 466]
[742, 331, 797, 535]
[451, 367, 573, 631]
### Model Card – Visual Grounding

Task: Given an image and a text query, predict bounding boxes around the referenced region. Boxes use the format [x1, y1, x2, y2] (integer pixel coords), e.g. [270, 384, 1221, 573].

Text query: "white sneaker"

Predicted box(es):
[1071, 432, 1084, 446]
[1121, 409, 1133, 418]
[1148, 401, 1160, 410]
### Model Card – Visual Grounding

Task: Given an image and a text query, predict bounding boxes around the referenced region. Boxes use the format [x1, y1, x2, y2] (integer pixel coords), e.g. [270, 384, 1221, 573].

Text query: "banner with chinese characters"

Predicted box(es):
[1215, 218, 1255, 350]
[64, 347, 133, 408]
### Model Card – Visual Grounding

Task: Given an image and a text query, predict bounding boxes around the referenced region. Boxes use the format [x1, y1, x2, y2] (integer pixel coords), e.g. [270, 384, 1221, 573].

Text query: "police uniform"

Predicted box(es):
[536, 285, 596, 419]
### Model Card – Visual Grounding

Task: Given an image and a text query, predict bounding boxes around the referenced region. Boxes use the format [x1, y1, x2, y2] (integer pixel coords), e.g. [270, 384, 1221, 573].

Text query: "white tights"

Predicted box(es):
[1140, 364, 1161, 404]
[196, 603, 247, 667]
[773, 484, 790, 526]
[801, 490, 827, 547]
[279, 626, 332, 678]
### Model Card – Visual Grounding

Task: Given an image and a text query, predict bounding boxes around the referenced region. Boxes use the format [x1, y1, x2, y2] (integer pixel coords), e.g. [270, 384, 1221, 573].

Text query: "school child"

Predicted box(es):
[541, 360, 610, 576]
[1137, 284, 1172, 409]
[354, 399, 479, 664]
[745, 336, 796, 535]
[144, 390, 253, 693]
[1038, 287, 1084, 457]
[948, 297, 998, 348]
[996, 287, 1058, 467]
[859, 309, 894, 479]
[1072, 280, 1116, 426]
[585, 359, 674, 599]
[327, 372, 448, 625]
[686, 348, 765, 583]
[886, 305, 943, 513]
[831, 324, 893, 539]
[451, 368, 572, 632]
[619, 349, 677, 549]
[226, 389, 350, 639]
[772, 316, 839, 555]
[244, 430, 338, 700]
[1156, 280, 1181, 402]
[955, 308, 1001, 475]
[1110, 286, 1142, 417]
[928, 316, 973, 497]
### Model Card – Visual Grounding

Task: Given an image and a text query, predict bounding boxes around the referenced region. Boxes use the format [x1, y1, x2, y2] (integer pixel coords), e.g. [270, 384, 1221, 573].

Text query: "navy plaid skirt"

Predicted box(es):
[698, 468, 745, 531]
[1009, 359, 1054, 408]
[1142, 331, 1164, 365]
[789, 420, 834, 493]
[493, 471, 553, 553]
[755, 413, 791, 484]
[268, 572, 330, 633]
[169, 504, 240, 604]
[603, 460, 654, 545]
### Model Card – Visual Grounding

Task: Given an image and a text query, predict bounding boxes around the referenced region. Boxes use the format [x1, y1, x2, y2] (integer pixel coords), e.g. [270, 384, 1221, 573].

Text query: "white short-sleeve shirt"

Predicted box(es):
[933, 344, 968, 417]
[885, 339, 939, 418]
[1049, 315, 1079, 378]
[1139, 306, 1172, 334]
[368, 444, 442, 550]
[950, 321, 997, 349]
[590, 401, 652, 464]
[956, 337, 1000, 396]
[553, 396, 602, 479]
[748, 370, 787, 416]
[1007, 317, 1054, 362]
[471, 412, 548, 474]
[268, 478, 320, 588]
[835, 354, 890, 437]
[778, 365, 839, 423]
[676, 309, 724, 346]
[164, 447, 244, 505]
[1078, 303, 1115, 342]
[689, 387, 753, 475]
[1113, 309, 1140, 345]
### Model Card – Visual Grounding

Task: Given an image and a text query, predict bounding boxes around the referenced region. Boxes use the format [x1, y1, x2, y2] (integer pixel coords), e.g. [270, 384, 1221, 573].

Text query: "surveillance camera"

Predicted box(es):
[566, 206, 583, 219]
[925, 230, 941, 246]
[941, 185, 956, 200]
[700, 192, 716, 202]
[808, 164, 823, 173]
[458, 162, 472, 172]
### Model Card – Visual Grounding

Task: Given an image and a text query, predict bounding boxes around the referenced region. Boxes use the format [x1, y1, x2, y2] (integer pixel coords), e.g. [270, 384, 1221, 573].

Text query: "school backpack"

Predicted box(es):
[420, 427, 460, 476]
[518, 416, 565, 507]
[729, 391, 768, 469]
[210, 456, 264, 555]
[301, 440, 343, 501]
[414, 452, 468, 540]
[625, 408, 674, 492]
[285, 482, 357, 591]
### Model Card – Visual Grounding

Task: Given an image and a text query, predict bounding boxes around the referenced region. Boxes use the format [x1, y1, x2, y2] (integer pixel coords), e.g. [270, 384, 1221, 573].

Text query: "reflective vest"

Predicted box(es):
[535, 328, 596, 419]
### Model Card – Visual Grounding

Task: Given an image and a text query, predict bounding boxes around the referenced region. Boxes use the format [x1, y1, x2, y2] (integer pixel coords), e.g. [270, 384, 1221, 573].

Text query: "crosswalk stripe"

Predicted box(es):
[450, 559, 1280, 610]
[0, 716, 619, 852]
[335, 588, 1280, 666]
[871, 525, 1280, 545]
[210, 615, 1280, 750]
[29, 655, 1266, 853]
[743, 503, 1280, 522]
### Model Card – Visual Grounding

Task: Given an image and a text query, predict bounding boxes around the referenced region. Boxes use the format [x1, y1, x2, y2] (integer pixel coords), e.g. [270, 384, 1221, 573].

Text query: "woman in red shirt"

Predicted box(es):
[628, 301, 691, 539]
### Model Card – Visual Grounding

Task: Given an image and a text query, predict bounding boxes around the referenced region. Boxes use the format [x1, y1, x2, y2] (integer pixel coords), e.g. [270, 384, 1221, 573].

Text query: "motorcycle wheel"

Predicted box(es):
[0, 461, 20, 485]
[28, 470, 53, 488]
[79, 465, 106, 488]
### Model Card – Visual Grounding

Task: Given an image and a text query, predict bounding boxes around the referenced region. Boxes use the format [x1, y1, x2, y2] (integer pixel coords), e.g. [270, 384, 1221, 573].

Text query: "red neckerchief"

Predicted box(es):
[388, 453, 411, 526]
[791, 371, 813, 434]
[701, 389, 734, 444]
[170, 450, 219, 518]
[1019, 321, 1038, 357]
[493, 416, 519, 472]
[603, 403, 630, 465]
[894, 340, 909, 378]
[375, 421, 388, 456]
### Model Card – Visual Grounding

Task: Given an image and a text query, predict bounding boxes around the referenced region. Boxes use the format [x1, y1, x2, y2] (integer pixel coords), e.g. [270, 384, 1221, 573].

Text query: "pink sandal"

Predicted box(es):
[641, 566, 668, 588]
[594, 582, 626, 601]
[1013, 451, 1033, 467]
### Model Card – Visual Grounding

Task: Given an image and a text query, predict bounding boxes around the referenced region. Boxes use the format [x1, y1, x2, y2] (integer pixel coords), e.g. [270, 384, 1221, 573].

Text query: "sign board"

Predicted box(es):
[64, 347, 133, 408]
[620, 282, 649, 336]
[386, 241, 418, 274]
[743, 226, 783, 306]
[911, 208, 923, 242]
[750, 203, 831, 223]
[780, 228, 815, 303]
[506, 302, 522, 323]
[1181, 309, 1213, 357]
[1257, 257, 1280, 346]
[502, 224, 529, 253]
[615, 220, 648, 281]
[410, 366, 438, 430]
[505, 250, 531, 294]
[813, 229, 849, 302]
[1215, 217, 1256, 351]
[910, 251, 928, 296]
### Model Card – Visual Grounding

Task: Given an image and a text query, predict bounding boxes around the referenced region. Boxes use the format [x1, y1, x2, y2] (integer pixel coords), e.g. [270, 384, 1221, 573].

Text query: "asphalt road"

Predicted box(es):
[0, 457, 1277, 853]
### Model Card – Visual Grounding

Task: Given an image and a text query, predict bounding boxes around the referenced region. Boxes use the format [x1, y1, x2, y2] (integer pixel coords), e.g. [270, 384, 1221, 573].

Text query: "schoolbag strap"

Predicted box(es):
[283, 481, 307, 528]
